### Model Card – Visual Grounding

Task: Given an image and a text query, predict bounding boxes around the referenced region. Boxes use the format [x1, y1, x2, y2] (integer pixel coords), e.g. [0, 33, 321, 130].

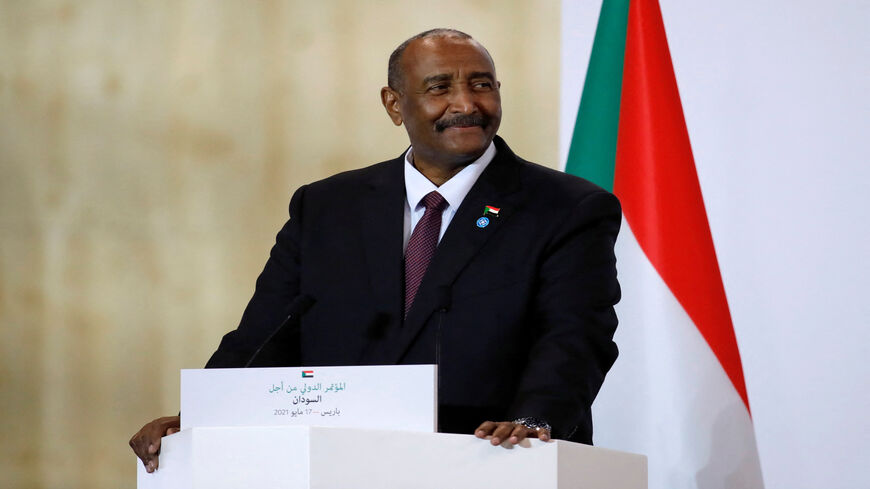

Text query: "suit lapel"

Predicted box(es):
[384, 137, 524, 363]
[359, 155, 407, 325]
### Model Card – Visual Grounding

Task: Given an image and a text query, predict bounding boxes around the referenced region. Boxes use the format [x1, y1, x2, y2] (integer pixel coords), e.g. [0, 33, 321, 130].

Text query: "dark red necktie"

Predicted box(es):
[404, 191, 447, 316]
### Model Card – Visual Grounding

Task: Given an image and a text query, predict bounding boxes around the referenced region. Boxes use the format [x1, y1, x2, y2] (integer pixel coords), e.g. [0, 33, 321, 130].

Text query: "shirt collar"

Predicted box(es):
[404, 141, 496, 211]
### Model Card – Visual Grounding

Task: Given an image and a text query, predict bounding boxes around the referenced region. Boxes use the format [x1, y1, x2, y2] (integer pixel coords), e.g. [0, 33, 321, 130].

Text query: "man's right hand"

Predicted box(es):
[129, 416, 181, 473]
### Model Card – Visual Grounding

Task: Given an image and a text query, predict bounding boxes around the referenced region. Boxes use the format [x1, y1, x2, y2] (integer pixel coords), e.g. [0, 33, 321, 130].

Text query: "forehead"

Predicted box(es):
[400, 36, 496, 84]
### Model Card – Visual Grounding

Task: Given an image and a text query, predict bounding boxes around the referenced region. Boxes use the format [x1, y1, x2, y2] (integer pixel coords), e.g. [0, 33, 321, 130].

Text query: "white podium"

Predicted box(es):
[137, 425, 647, 489]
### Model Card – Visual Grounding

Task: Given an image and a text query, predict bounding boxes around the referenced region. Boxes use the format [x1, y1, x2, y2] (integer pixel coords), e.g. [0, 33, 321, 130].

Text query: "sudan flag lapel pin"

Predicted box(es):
[483, 205, 500, 217]
[476, 205, 500, 229]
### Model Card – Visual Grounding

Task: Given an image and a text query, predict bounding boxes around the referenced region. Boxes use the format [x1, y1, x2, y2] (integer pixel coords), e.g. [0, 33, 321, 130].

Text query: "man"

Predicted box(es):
[131, 28, 621, 473]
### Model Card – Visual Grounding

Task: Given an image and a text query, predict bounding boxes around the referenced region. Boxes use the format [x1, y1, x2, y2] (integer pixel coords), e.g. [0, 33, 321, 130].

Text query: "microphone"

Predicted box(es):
[243, 294, 316, 368]
[433, 285, 451, 431]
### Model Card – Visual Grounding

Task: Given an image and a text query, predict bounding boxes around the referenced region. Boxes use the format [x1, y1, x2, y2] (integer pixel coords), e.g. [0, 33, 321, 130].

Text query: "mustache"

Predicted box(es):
[435, 114, 489, 132]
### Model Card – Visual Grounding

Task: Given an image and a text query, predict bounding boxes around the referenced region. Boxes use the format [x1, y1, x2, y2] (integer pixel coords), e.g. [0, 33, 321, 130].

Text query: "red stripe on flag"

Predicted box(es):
[614, 0, 750, 412]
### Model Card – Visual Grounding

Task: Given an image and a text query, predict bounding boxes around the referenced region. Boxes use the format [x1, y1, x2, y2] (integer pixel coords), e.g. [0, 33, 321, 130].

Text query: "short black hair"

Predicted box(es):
[387, 28, 485, 92]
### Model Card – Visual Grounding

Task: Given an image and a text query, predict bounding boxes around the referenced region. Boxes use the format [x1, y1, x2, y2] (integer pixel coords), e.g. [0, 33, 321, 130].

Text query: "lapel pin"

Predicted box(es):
[483, 205, 500, 217]
[476, 216, 490, 228]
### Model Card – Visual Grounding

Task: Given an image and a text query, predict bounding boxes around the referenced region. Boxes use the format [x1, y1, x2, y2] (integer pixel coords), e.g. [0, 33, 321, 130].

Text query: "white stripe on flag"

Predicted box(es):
[593, 219, 765, 489]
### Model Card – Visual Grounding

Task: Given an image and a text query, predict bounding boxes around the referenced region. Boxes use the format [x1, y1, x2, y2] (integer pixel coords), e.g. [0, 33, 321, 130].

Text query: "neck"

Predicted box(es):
[412, 158, 467, 187]
[411, 147, 488, 186]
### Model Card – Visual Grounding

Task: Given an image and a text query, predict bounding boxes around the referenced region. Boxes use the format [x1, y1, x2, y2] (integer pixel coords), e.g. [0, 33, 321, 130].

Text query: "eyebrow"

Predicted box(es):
[467, 71, 496, 82]
[422, 73, 452, 86]
[421, 71, 496, 86]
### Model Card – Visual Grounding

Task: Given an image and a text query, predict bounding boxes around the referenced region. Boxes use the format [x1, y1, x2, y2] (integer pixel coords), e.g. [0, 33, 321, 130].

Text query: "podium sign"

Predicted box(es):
[180, 365, 436, 432]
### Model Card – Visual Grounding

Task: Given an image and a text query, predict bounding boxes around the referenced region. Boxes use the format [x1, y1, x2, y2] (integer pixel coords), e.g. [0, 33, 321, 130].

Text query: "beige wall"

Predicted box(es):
[0, 1, 559, 487]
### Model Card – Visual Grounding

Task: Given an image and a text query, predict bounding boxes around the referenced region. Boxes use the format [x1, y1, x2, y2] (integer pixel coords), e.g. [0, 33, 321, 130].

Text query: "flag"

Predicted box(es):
[483, 205, 501, 216]
[565, 0, 765, 487]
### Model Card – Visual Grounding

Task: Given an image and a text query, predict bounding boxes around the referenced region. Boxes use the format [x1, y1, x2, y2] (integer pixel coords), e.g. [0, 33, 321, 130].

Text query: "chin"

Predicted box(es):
[443, 134, 491, 156]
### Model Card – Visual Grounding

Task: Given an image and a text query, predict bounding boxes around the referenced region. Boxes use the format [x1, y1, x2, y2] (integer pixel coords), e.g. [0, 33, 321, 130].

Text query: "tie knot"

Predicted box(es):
[421, 191, 447, 211]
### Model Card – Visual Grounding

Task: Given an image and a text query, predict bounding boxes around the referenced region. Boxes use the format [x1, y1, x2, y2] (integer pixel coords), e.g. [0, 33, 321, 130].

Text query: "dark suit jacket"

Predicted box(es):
[205, 136, 621, 444]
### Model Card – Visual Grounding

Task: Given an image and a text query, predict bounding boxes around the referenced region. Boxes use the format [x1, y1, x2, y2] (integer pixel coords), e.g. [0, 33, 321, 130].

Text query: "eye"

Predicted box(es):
[472, 80, 494, 90]
[427, 84, 449, 94]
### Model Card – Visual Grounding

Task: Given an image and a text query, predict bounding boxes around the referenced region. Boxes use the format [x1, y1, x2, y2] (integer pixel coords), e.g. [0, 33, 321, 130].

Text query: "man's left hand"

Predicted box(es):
[474, 420, 551, 446]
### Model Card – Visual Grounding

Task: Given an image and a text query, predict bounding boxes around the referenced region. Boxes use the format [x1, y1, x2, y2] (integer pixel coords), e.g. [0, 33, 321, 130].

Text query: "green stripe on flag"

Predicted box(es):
[565, 0, 631, 191]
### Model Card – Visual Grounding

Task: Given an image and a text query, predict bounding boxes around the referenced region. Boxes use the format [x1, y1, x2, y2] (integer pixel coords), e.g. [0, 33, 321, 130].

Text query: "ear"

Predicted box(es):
[380, 87, 403, 126]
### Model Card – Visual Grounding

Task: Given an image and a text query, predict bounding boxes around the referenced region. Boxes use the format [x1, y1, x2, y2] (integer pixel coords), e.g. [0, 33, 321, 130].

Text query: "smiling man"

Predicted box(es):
[381, 31, 502, 186]
[131, 28, 621, 473]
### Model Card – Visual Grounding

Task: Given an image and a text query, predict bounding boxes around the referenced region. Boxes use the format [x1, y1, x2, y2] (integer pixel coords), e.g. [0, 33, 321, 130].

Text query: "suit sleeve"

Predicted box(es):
[506, 190, 621, 443]
[204, 185, 307, 368]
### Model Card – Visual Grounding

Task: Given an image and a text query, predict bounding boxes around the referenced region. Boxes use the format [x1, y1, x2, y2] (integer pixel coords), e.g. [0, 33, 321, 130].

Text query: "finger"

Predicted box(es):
[143, 416, 180, 472]
[508, 424, 529, 444]
[130, 434, 154, 465]
[146, 424, 172, 472]
[475, 421, 498, 438]
[144, 437, 161, 473]
[130, 419, 171, 473]
[491, 422, 515, 446]
[537, 428, 551, 442]
[132, 443, 157, 473]
[129, 435, 148, 467]
[145, 438, 161, 472]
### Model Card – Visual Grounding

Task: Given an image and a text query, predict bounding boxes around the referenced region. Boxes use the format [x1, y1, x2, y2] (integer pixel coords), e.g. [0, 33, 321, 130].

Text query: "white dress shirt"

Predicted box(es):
[402, 142, 496, 251]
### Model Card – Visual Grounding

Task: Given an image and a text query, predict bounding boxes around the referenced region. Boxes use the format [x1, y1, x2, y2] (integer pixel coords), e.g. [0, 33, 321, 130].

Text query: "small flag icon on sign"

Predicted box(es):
[302, 370, 314, 378]
[483, 205, 500, 217]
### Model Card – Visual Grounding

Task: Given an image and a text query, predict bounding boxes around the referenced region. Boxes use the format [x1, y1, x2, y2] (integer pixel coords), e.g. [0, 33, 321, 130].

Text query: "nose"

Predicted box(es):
[448, 85, 477, 114]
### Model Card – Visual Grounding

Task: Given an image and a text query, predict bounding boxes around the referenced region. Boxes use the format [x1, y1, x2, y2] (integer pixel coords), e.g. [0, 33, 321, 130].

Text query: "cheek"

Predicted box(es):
[420, 105, 447, 124]
[481, 96, 502, 118]
[410, 98, 448, 119]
